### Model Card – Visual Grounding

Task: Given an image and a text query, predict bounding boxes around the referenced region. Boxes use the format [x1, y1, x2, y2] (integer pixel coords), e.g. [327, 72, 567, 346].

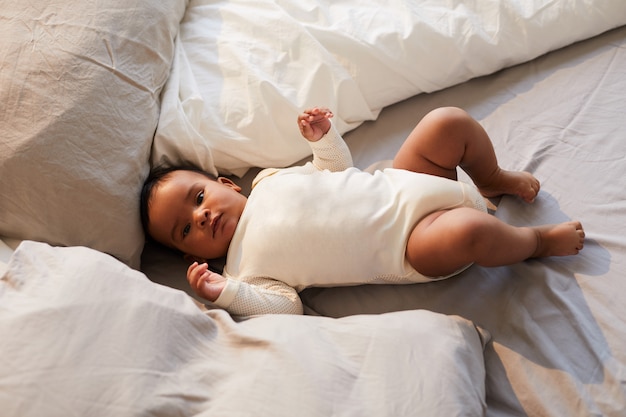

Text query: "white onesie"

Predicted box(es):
[214, 125, 487, 316]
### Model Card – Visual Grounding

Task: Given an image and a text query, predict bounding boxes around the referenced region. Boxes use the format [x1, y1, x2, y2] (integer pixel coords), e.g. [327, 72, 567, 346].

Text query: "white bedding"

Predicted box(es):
[2, 0, 626, 416]
[154, 0, 626, 176]
[143, 22, 626, 417]
[0, 241, 488, 417]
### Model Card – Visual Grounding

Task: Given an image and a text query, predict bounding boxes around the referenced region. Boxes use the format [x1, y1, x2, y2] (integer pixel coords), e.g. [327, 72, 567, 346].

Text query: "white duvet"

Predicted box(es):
[153, 0, 626, 176]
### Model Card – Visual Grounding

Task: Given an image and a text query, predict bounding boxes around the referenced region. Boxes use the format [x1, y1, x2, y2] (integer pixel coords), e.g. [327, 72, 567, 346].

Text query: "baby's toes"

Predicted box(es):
[522, 186, 538, 203]
[518, 172, 540, 203]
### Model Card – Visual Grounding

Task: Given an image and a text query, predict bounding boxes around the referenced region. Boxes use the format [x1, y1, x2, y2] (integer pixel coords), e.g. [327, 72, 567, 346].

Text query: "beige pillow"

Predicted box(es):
[0, 0, 186, 267]
[1, 240, 488, 417]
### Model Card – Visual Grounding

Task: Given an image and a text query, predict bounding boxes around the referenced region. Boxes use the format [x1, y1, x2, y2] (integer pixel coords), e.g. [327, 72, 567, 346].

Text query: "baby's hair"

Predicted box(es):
[140, 165, 216, 238]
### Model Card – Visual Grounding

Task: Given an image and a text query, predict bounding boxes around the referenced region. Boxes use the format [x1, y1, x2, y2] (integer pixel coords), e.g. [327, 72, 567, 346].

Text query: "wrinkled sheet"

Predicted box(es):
[0, 241, 488, 417]
[154, 0, 626, 176]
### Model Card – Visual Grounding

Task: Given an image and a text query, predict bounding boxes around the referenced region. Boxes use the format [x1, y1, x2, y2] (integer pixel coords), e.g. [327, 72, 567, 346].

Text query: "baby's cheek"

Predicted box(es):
[222, 217, 238, 242]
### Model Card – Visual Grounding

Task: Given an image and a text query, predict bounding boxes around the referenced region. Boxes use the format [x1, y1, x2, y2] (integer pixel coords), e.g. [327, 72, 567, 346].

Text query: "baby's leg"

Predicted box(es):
[405, 207, 585, 278]
[393, 107, 540, 203]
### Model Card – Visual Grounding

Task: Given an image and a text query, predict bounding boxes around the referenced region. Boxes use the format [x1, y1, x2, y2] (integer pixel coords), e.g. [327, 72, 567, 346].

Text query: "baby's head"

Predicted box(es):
[140, 166, 247, 261]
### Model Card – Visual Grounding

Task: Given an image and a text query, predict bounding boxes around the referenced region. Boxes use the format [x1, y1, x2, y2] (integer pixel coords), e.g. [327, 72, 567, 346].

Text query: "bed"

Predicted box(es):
[1, 0, 625, 416]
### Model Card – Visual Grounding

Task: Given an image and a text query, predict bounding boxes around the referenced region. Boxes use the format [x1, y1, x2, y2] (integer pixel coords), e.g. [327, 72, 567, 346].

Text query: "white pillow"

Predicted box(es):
[0, 0, 186, 267]
[1, 240, 488, 417]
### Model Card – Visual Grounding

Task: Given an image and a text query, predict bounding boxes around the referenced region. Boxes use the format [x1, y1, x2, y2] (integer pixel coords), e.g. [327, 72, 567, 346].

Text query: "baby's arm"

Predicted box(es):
[187, 262, 303, 316]
[298, 107, 353, 172]
[253, 107, 353, 188]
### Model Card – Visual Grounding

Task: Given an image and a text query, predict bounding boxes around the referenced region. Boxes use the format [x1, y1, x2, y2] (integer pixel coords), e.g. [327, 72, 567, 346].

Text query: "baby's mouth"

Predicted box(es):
[211, 214, 222, 238]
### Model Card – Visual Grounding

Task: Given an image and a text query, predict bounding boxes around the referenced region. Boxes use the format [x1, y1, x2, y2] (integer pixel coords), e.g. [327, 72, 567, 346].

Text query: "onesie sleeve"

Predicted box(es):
[252, 122, 353, 187]
[308, 122, 354, 172]
[212, 276, 303, 316]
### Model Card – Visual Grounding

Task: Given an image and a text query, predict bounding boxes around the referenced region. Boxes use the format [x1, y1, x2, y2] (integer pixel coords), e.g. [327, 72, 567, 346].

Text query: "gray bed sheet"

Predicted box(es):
[142, 26, 626, 416]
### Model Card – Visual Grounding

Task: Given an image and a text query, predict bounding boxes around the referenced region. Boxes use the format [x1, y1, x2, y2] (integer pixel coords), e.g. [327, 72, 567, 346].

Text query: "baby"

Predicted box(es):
[141, 107, 585, 316]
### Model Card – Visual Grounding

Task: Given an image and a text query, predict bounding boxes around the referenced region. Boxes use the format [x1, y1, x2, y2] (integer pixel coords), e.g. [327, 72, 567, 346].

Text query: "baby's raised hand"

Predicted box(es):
[298, 107, 333, 142]
[187, 261, 227, 302]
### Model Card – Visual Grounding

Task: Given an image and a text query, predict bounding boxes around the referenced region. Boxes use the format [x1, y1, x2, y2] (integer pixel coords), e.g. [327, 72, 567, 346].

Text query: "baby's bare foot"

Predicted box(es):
[478, 169, 540, 203]
[531, 221, 585, 258]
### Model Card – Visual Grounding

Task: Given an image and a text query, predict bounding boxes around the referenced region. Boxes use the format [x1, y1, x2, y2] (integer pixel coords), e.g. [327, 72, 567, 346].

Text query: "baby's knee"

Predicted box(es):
[426, 106, 472, 126]
[422, 107, 476, 140]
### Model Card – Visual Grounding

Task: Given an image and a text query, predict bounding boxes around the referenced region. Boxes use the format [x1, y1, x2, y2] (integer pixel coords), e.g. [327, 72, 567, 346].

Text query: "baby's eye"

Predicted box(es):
[182, 224, 191, 238]
[196, 191, 204, 205]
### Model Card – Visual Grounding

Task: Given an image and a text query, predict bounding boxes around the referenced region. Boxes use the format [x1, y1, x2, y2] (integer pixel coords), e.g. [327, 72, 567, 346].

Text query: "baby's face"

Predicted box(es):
[147, 170, 247, 261]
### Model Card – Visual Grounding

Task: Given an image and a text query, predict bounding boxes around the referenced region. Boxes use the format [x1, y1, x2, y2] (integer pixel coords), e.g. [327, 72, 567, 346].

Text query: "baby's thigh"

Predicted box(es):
[405, 208, 481, 277]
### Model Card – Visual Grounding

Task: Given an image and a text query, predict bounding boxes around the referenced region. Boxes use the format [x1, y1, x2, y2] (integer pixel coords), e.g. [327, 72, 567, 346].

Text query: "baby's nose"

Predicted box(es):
[194, 208, 209, 227]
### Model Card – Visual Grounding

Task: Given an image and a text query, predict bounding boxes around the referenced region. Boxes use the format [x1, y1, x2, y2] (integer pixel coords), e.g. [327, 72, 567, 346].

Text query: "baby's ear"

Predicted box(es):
[217, 176, 242, 193]
[184, 253, 206, 264]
